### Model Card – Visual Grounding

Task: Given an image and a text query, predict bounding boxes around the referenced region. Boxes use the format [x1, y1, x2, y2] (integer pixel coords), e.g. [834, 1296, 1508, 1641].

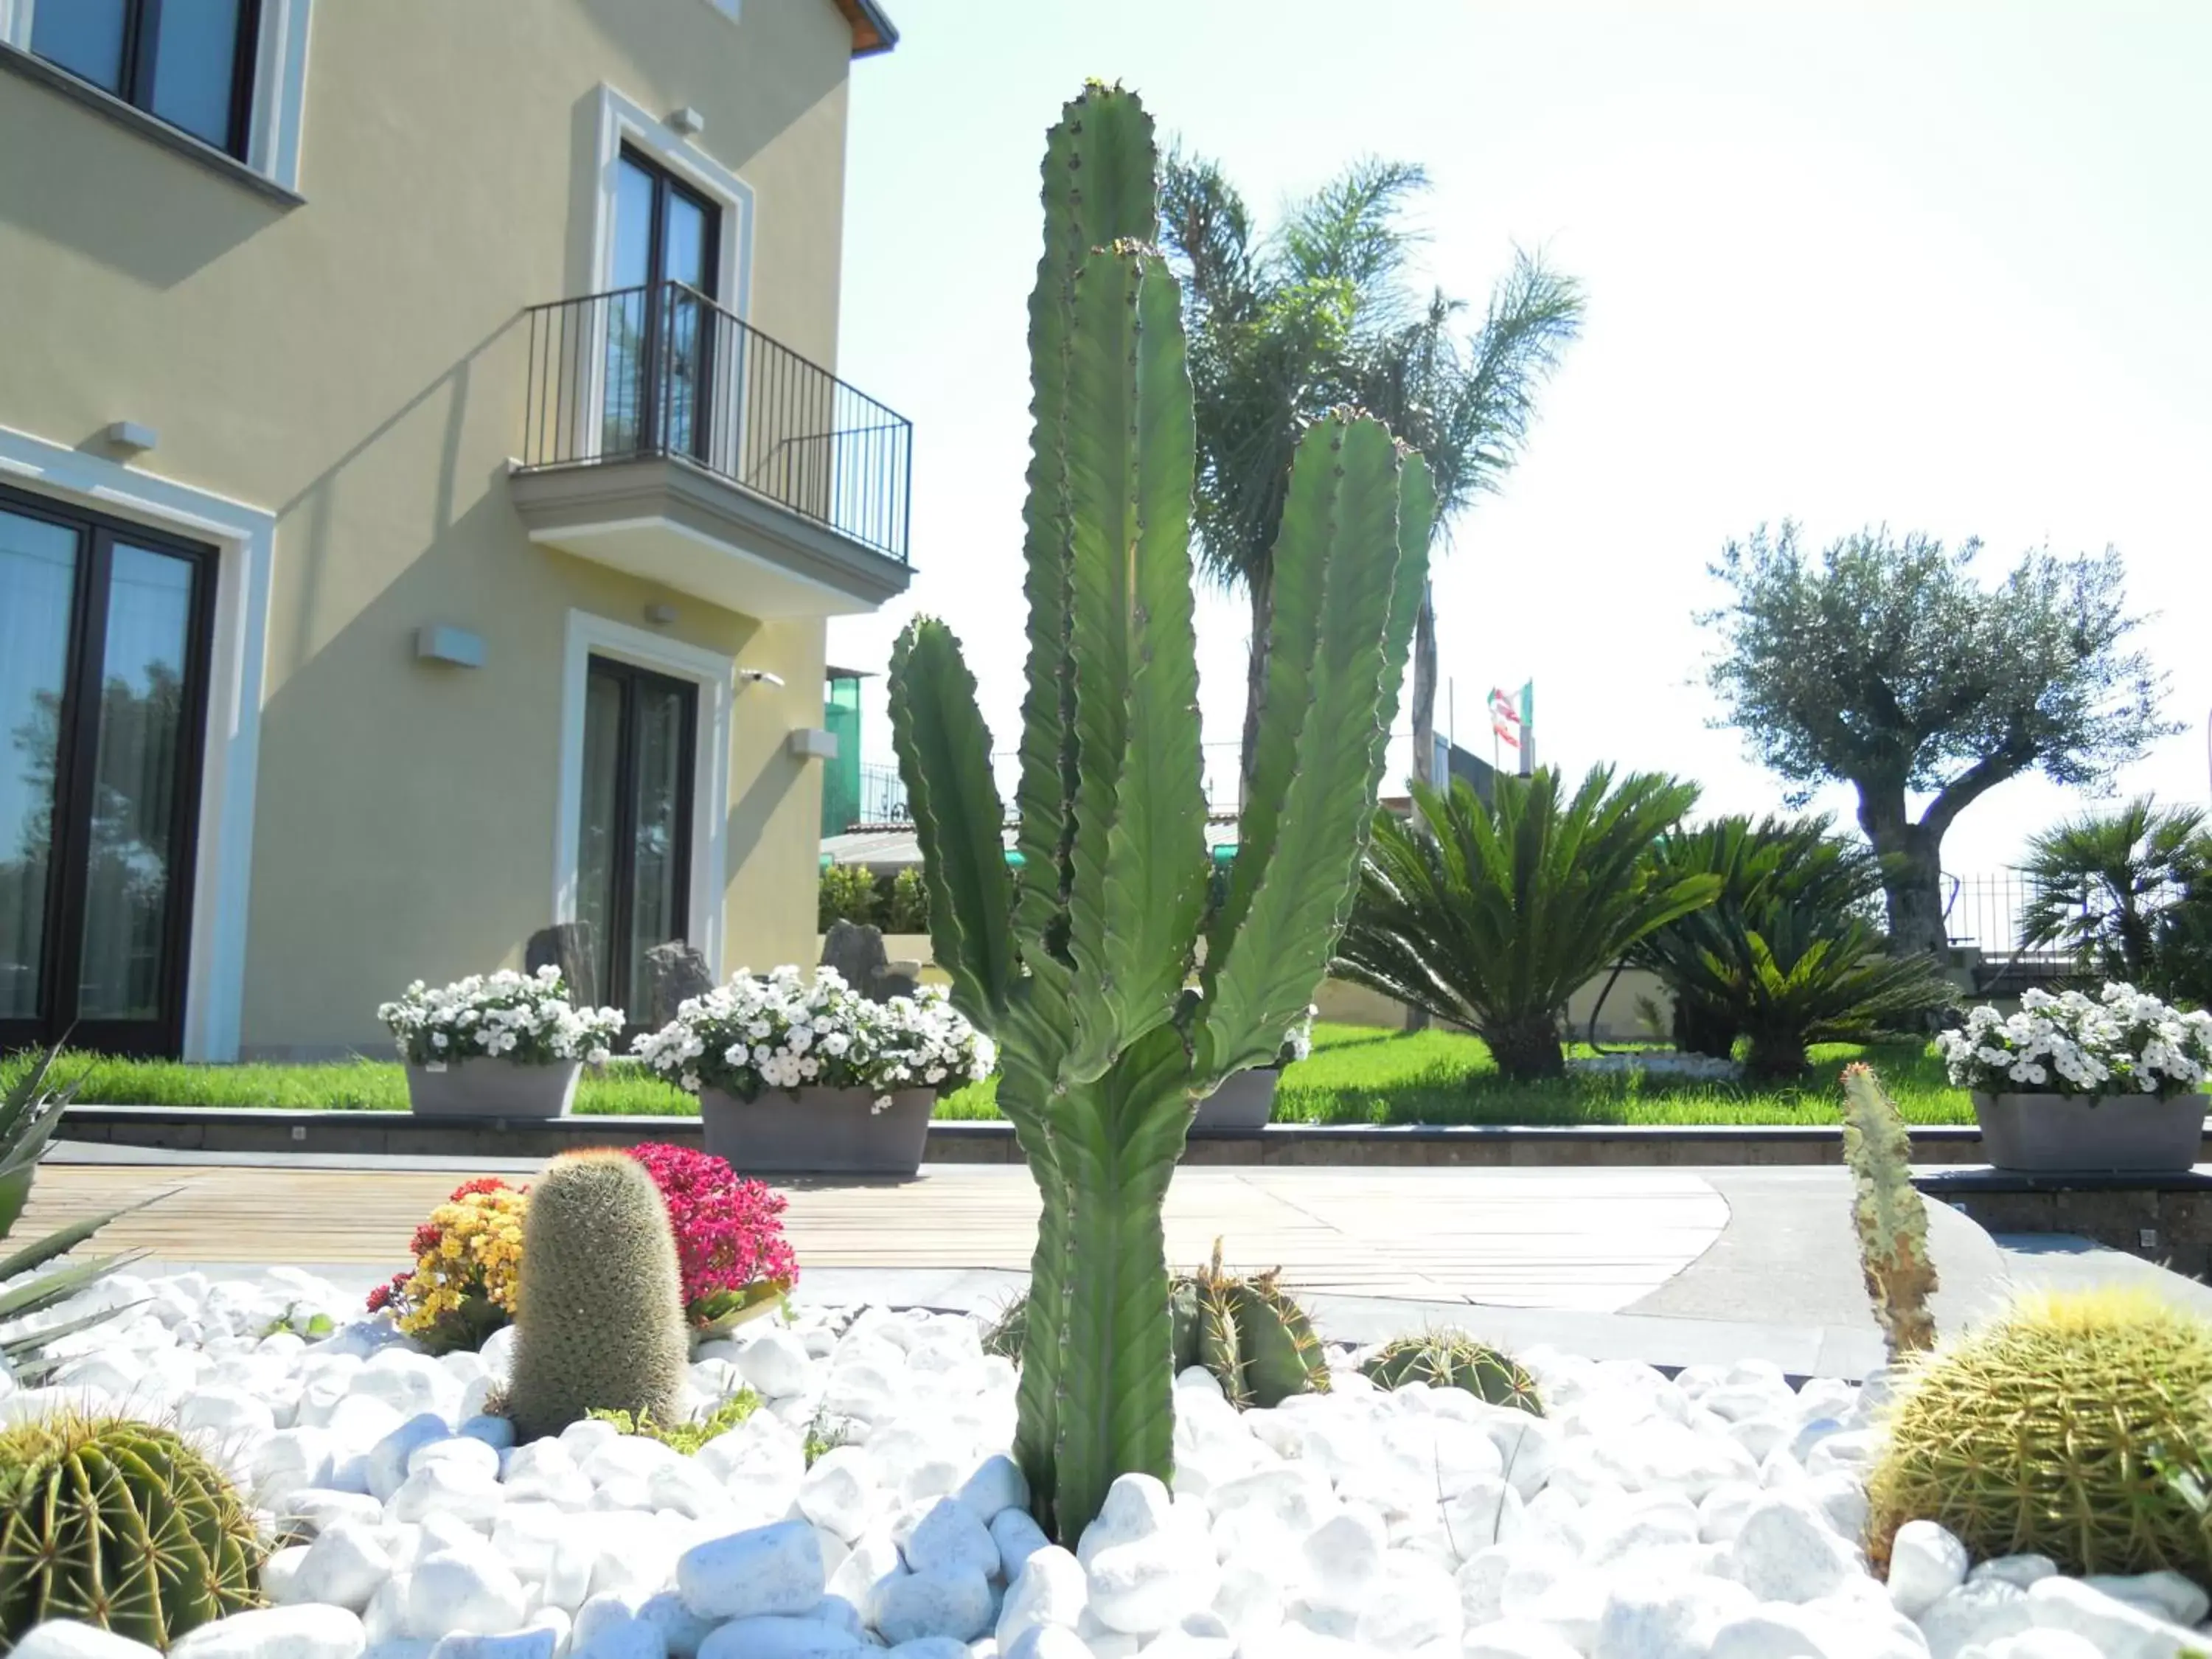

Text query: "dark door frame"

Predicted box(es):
[617, 145, 723, 463]
[583, 653, 699, 1021]
[0, 482, 218, 1059]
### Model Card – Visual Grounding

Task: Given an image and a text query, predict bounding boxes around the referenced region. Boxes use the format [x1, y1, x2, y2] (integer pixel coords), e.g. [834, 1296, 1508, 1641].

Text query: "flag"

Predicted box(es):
[1489, 686, 1521, 748]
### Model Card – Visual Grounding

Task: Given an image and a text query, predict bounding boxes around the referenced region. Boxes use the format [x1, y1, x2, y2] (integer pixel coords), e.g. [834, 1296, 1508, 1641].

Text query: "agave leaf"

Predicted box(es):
[0, 1189, 172, 1284]
[0, 1248, 148, 1323]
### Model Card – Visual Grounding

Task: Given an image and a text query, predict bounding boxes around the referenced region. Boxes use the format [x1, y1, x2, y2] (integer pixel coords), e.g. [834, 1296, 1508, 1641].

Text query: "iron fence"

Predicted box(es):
[518, 281, 911, 563]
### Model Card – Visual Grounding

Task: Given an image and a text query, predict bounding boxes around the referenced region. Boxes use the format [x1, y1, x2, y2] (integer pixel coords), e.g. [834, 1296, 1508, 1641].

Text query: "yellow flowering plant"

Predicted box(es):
[366, 1178, 525, 1353]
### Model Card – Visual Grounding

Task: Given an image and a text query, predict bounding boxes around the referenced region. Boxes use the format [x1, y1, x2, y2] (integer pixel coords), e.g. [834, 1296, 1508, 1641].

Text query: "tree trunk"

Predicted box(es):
[1238, 570, 1272, 799]
[1671, 996, 1739, 1062]
[1744, 1029, 1810, 1082]
[1858, 795, 1948, 959]
[1481, 1012, 1565, 1081]
[1411, 582, 1439, 788]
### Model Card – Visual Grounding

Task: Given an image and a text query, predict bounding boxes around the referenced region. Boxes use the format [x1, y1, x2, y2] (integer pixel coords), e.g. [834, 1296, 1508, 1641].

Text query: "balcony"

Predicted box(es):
[509, 282, 913, 619]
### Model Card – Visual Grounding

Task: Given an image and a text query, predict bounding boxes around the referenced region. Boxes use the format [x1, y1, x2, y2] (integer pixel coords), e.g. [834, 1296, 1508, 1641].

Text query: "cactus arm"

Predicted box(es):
[1372, 453, 1434, 752]
[1013, 84, 1162, 964]
[887, 618, 1015, 1029]
[1200, 416, 1423, 1073]
[1060, 245, 1208, 1082]
[1840, 1062, 1940, 1357]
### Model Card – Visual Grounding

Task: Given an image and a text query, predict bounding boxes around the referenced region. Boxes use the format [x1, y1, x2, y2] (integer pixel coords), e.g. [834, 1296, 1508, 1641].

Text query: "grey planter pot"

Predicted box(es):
[1193, 1068, 1278, 1132]
[1973, 1090, 2210, 1174]
[700, 1086, 935, 1176]
[405, 1059, 580, 1119]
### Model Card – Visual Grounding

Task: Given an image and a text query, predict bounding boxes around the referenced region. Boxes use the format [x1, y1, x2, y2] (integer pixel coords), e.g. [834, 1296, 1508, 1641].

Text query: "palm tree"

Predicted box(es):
[2019, 798, 2212, 994]
[1159, 153, 1583, 784]
[1333, 767, 1718, 1079]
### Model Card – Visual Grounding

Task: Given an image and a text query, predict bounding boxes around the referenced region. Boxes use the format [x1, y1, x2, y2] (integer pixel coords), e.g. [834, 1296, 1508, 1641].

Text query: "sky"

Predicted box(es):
[823, 0, 2212, 893]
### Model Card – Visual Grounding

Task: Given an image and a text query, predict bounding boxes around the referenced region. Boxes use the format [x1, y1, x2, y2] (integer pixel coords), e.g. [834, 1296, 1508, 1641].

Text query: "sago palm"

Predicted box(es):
[1334, 767, 1718, 1079]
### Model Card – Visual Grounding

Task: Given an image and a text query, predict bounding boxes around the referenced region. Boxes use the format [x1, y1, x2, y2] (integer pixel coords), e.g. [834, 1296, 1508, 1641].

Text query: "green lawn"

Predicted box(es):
[7, 1022, 1970, 1127]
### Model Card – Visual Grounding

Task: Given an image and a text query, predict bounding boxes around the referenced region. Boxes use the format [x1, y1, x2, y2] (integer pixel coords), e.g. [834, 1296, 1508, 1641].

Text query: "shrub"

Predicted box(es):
[1867, 1287, 2212, 1577]
[504, 1152, 690, 1442]
[818, 862, 879, 930]
[2020, 798, 2212, 1006]
[1936, 982, 2212, 1097]
[1360, 1332, 1542, 1413]
[625, 1143, 799, 1332]
[588, 1389, 759, 1455]
[882, 868, 930, 933]
[1632, 815, 1951, 1077]
[0, 1413, 262, 1647]
[633, 965, 994, 1105]
[366, 1176, 525, 1354]
[1335, 767, 1719, 1080]
[378, 966, 625, 1067]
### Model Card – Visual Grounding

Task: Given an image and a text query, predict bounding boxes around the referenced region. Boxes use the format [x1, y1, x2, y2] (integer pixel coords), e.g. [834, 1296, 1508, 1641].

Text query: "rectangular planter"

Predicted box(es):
[1973, 1090, 2210, 1174]
[1192, 1068, 1277, 1133]
[700, 1086, 935, 1176]
[405, 1060, 580, 1119]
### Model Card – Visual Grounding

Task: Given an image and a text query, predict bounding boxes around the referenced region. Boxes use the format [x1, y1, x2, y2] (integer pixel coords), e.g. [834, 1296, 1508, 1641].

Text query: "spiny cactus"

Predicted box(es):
[1866, 1287, 2212, 1577]
[888, 81, 1428, 1545]
[1839, 1062, 1938, 1357]
[0, 1414, 262, 1648]
[983, 1241, 1329, 1411]
[504, 1151, 690, 1442]
[1360, 1332, 1543, 1416]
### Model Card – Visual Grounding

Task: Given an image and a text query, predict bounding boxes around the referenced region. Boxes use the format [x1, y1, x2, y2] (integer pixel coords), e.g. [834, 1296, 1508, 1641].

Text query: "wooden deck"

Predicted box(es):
[15, 1164, 1730, 1314]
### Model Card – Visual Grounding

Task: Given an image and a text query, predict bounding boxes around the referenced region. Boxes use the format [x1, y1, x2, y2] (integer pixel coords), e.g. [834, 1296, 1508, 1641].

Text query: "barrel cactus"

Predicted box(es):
[1866, 1287, 2212, 1576]
[888, 81, 1428, 1545]
[1360, 1332, 1543, 1415]
[504, 1151, 690, 1442]
[0, 1414, 262, 1648]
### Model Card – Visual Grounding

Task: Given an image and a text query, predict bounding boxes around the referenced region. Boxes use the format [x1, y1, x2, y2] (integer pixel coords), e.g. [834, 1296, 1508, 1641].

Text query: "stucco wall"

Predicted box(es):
[0, 1, 862, 1054]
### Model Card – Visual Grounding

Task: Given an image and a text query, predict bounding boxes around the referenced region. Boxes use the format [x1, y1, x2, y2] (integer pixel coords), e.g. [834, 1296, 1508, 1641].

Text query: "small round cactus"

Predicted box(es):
[1360, 1331, 1543, 1415]
[1867, 1287, 2212, 1577]
[504, 1150, 692, 1442]
[0, 1414, 263, 1647]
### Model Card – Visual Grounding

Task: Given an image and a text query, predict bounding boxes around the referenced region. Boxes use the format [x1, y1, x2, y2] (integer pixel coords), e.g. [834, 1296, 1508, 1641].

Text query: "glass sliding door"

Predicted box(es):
[602, 147, 721, 465]
[0, 490, 215, 1057]
[574, 656, 697, 1024]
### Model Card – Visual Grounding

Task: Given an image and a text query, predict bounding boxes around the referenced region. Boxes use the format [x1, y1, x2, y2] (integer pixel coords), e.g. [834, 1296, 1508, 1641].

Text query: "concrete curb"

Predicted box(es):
[51, 1103, 2020, 1166]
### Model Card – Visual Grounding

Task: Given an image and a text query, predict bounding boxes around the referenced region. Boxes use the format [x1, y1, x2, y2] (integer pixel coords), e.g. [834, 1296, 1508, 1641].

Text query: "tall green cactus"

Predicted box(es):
[888, 82, 1431, 1544]
[1839, 1062, 1939, 1357]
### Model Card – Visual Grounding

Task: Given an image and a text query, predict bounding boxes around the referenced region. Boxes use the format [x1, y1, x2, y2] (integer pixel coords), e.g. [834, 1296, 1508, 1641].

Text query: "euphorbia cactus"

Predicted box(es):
[888, 82, 1430, 1543]
[1839, 1062, 1939, 1357]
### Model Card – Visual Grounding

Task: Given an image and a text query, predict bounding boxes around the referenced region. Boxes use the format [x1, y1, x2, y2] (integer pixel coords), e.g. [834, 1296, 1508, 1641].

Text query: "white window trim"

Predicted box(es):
[589, 83, 754, 319]
[1, 0, 313, 192]
[554, 611, 733, 982]
[0, 425, 273, 1063]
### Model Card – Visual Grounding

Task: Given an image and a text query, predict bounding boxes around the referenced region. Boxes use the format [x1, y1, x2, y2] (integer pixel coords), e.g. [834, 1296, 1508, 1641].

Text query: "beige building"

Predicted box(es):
[0, 0, 909, 1060]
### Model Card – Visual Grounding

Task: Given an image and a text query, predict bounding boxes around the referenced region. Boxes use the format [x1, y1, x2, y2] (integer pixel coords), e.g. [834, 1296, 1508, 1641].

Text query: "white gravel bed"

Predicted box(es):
[4, 1269, 2211, 1659]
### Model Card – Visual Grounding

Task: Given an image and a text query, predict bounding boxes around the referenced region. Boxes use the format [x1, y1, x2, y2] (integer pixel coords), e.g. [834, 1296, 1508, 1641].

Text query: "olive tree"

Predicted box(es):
[1701, 524, 2173, 956]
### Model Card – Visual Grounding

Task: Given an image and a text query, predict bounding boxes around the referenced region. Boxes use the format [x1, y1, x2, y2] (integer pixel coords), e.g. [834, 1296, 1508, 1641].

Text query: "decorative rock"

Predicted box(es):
[1298, 1509, 1386, 1613]
[799, 1447, 883, 1542]
[406, 1550, 529, 1638]
[1000, 1629, 1095, 1659]
[641, 942, 713, 1026]
[1461, 1621, 1586, 1659]
[1915, 1579, 2035, 1659]
[676, 1519, 826, 1621]
[734, 1330, 815, 1399]
[872, 1566, 995, 1644]
[278, 1487, 386, 1538]
[1968, 1556, 2059, 1591]
[294, 1520, 399, 1611]
[1728, 1497, 1858, 1604]
[636, 1591, 715, 1659]
[998, 1545, 1088, 1649]
[1074, 1474, 1173, 1571]
[902, 1497, 1001, 1579]
[1886, 1519, 1970, 1618]
[1968, 1635, 2110, 1659]
[425, 1635, 558, 1659]
[1707, 1605, 1840, 1658]
[168, 1606, 368, 1659]
[2025, 1576, 2208, 1659]
[958, 1453, 1029, 1522]
[1354, 1553, 1462, 1652]
[8, 1625, 164, 1659]
[991, 1505, 1052, 1582]
[2080, 1570, 2212, 1627]
[369, 1415, 455, 1501]
[696, 1617, 863, 1659]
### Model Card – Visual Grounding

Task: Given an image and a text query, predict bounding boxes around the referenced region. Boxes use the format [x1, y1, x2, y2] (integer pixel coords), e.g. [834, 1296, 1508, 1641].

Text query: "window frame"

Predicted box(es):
[0, 480, 220, 1060]
[27, 0, 263, 161]
[579, 653, 700, 1024]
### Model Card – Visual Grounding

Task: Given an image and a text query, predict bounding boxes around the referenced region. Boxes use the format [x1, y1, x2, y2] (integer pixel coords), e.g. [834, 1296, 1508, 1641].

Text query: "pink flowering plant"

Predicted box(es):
[626, 1142, 799, 1333]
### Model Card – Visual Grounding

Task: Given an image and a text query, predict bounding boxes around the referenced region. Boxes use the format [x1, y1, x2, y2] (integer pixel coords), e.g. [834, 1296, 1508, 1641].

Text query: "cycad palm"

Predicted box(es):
[2020, 798, 2212, 1005]
[1160, 153, 1582, 781]
[1334, 767, 1717, 1079]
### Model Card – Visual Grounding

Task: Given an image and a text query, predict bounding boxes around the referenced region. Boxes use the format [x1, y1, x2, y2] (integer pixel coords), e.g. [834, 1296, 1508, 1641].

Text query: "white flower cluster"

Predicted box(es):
[632, 964, 995, 1109]
[1935, 981, 2212, 1099]
[377, 966, 626, 1068]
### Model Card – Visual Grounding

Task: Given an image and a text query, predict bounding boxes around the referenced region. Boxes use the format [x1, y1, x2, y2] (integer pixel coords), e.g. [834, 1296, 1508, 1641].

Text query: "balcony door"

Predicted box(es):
[0, 490, 215, 1057]
[575, 656, 697, 1024]
[605, 148, 721, 465]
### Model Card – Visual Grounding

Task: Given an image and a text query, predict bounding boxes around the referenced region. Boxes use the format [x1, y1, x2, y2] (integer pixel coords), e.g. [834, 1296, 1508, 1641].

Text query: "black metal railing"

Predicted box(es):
[519, 282, 912, 563]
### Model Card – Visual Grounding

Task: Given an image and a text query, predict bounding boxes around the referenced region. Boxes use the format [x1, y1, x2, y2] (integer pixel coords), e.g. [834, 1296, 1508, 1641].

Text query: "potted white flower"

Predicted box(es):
[1935, 983, 2212, 1172]
[378, 966, 625, 1119]
[633, 965, 995, 1175]
[1192, 1005, 1315, 1133]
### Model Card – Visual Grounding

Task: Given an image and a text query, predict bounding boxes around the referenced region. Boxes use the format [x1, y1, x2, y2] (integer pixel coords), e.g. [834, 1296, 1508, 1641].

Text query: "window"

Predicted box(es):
[29, 0, 260, 158]
[603, 147, 723, 463]
[0, 485, 217, 1057]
